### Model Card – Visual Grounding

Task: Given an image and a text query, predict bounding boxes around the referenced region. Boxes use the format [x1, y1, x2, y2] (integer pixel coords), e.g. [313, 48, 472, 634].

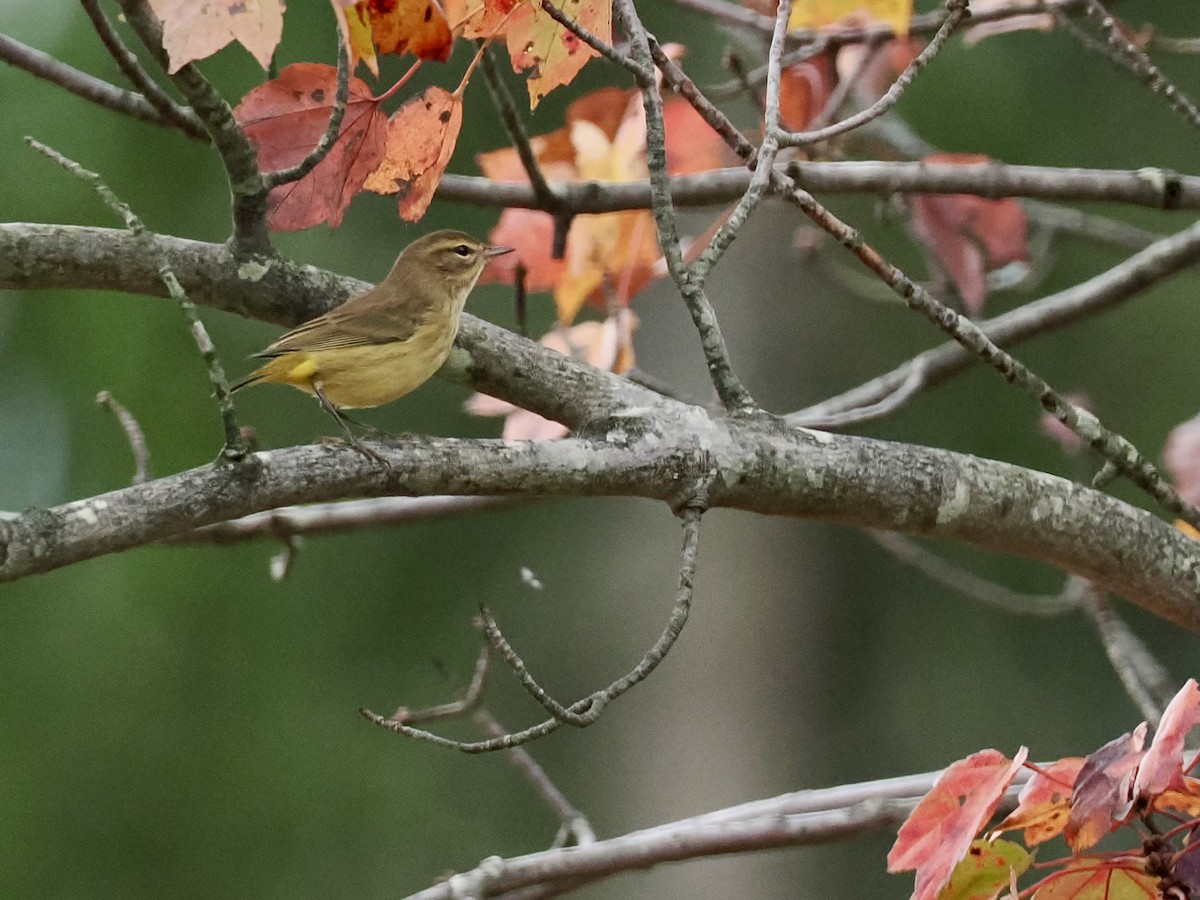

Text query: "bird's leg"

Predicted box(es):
[312, 383, 390, 466]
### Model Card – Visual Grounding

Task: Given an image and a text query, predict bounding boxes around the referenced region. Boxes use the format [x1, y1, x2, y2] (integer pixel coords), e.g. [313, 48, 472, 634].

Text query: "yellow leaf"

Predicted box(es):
[789, 0, 912, 37]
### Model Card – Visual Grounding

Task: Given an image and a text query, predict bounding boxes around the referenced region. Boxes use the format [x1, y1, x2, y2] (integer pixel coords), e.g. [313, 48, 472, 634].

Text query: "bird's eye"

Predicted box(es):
[453, 244, 472, 257]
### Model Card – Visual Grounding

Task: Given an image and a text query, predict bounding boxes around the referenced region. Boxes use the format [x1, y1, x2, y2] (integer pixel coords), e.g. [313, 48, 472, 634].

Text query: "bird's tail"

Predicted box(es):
[229, 371, 263, 393]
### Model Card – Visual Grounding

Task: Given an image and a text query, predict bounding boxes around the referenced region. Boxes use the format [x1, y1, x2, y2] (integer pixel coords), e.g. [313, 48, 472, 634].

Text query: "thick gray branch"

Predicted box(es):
[0, 224, 657, 427]
[0, 427, 1198, 635]
[2, 223, 1198, 633]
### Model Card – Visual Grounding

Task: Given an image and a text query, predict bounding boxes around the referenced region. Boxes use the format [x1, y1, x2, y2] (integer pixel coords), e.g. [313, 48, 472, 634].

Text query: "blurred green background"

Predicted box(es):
[1, 0, 1198, 897]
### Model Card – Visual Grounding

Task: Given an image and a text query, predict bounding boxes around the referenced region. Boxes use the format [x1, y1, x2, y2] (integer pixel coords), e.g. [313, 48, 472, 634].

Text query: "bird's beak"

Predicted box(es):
[484, 245, 514, 258]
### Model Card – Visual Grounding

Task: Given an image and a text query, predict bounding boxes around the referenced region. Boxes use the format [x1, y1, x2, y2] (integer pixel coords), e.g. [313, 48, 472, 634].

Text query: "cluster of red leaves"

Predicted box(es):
[181, 0, 611, 230]
[889, 679, 1200, 900]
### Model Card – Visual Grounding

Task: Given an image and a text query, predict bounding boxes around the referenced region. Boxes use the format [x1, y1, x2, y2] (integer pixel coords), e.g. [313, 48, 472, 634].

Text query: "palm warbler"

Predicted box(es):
[232, 230, 512, 455]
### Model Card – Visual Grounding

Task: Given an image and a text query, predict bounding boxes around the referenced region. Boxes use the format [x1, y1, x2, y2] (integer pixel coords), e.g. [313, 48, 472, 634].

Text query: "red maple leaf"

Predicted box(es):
[909, 153, 1029, 314]
[1133, 679, 1200, 802]
[888, 747, 1028, 900]
[234, 63, 388, 231]
[1064, 723, 1147, 851]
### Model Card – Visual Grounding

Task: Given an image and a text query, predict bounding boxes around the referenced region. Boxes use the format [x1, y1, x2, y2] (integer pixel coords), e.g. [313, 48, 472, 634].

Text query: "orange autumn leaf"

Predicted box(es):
[335, 0, 455, 65]
[661, 95, 728, 174]
[909, 153, 1029, 314]
[364, 86, 464, 222]
[477, 83, 726, 314]
[1154, 776, 1200, 817]
[994, 758, 1084, 846]
[506, 0, 612, 108]
[778, 54, 836, 131]
[148, 0, 284, 72]
[445, 0, 611, 105]
[444, 0, 519, 38]
[234, 63, 388, 231]
[480, 209, 566, 292]
[555, 112, 661, 322]
[888, 748, 1028, 900]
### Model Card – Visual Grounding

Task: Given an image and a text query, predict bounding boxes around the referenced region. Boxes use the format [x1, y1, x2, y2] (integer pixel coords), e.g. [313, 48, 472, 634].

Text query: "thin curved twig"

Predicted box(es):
[870, 531, 1084, 617]
[96, 390, 152, 484]
[776, 0, 969, 147]
[262, 31, 350, 190]
[78, 0, 208, 141]
[1078, 588, 1178, 727]
[788, 218, 1200, 427]
[619, 0, 755, 413]
[27, 138, 250, 459]
[0, 33, 194, 134]
[1084, 0, 1200, 132]
[362, 506, 705, 751]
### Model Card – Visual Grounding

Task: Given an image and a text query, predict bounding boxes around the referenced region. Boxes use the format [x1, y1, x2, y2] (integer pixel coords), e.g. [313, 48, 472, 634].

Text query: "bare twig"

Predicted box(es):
[778, 1, 968, 147]
[538, 0, 631, 70]
[479, 45, 564, 217]
[262, 32, 350, 190]
[0, 33, 196, 135]
[790, 218, 1200, 426]
[363, 505, 705, 751]
[1078, 588, 1178, 726]
[176, 496, 508, 544]
[1085, 0, 1200, 132]
[400, 764, 1025, 900]
[802, 359, 930, 429]
[618, 0, 755, 413]
[96, 391, 152, 484]
[435, 163, 1200, 214]
[720, 48, 765, 113]
[390, 637, 493, 725]
[1146, 34, 1200, 55]
[78, 0, 208, 141]
[690, 0, 791, 281]
[805, 38, 880, 131]
[870, 532, 1084, 617]
[27, 138, 250, 460]
[781, 184, 1200, 529]
[474, 708, 597, 849]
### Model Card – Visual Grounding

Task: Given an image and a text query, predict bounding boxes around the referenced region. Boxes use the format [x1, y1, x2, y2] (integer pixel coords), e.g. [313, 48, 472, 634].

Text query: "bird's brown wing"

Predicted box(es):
[253, 294, 426, 358]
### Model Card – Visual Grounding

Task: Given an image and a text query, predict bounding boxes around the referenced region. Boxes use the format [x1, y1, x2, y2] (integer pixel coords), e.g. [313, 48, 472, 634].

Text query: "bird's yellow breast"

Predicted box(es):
[255, 317, 457, 409]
